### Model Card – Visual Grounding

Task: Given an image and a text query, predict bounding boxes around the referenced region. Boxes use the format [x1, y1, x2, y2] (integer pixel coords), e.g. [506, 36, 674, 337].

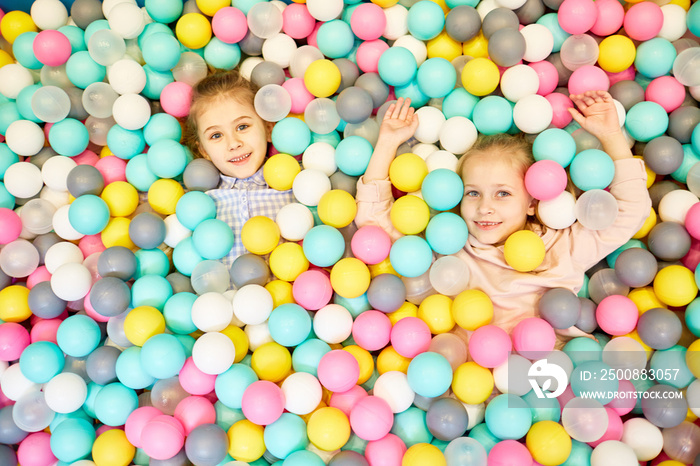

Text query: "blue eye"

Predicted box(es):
[209, 132, 222, 140]
[465, 190, 479, 197]
[497, 191, 511, 197]
[237, 124, 249, 131]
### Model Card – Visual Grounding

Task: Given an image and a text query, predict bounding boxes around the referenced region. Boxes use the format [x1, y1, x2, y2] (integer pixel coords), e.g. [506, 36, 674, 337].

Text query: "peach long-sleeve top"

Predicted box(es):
[355, 157, 652, 335]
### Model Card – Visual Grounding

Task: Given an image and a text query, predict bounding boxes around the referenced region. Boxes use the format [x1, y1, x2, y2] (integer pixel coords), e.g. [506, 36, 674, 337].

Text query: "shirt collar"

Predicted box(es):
[218, 167, 267, 189]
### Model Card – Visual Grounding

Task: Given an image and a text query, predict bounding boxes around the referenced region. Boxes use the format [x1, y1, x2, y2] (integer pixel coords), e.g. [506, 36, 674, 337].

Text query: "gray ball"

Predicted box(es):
[642, 384, 688, 428]
[150, 447, 191, 466]
[230, 253, 270, 288]
[183, 158, 220, 192]
[66, 86, 89, 121]
[330, 171, 358, 197]
[546, 55, 574, 88]
[239, 30, 264, 56]
[0, 445, 16, 466]
[668, 105, 700, 144]
[542, 0, 565, 9]
[333, 58, 360, 93]
[572, 128, 602, 153]
[445, 6, 481, 43]
[329, 450, 369, 466]
[32, 232, 62, 265]
[97, 246, 137, 281]
[129, 212, 167, 250]
[70, 0, 105, 30]
[29, 147, 57, 170]
[28, 281, 67, 319]
[609, 80, 645, 112]
[0, 268, 10, 292]
[184, 423, 229, 466]
[637, 308, 682, 350]
[0, 406, 28, 445]
[336, 87, 373, 124]
[86, 345, 121, 385]
[538, 288, 581, 329]
[587, 268, 629, 304]
[482, 8, 519, 39]
[354, 72, 389, 109]
[649, 180, 681, 211]
[166, 272, 195, 294]
[488, 28, 526, 68]
[575, 297, 597, 333]
[89, 277, 131, 317]
[67, 164, 105, 197]
[643, 136, 684, 175]
[515, 0, 545, 25]
[367, 273, 406, 313]
[426, 397, 469, 441]
[251, 61, 286, 87]
[613, 247, 658, 288]
[648, 221, 692, 262]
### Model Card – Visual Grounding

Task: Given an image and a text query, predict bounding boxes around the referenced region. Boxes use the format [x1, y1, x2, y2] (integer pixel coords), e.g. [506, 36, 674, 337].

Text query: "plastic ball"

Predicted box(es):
[488, 28, 526, 68]
[525, 160, 568, 202]
[625, 101, 669, 143]
[512, 317, 556, 358]
[504, 230, 546, 272]
[389, 235, 433, 278]
[595, 295, 638, 336]
[351, 225, 391, 265]
[304, 59, 341, 98]
[469, 325, 512, 368]
[390, 195, 430, 235]
[575, 189, 619, 231]
[460, 57, 500, 97]
[654, 264, 697, 307]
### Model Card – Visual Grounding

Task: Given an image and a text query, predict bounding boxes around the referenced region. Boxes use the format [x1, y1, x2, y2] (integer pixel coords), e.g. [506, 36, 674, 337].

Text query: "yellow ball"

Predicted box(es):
[461, 57, 500, 97]
[101, 181, 139, 217]
[307, 407, 351, 451]
[526, 421, 572, 466]
[598, 35, 636, 73]
[318, 189, 357, 228]
[371, 0, 399, 6]
[196, 0, 230, 16]
[344, 345, 375, 385]
[304, 59, 342, 98]
[0, 285, 31, 323]
[633, 207, 657, 239]
[657, 462, 687, 466]
[0, 50, 14, 68]
[653, 264, 698, 307]
[418, 294, 455, 334]
[452, 361, 494, 404]
[369, 257, 398, 277]
[628, 287, 666, 313]
[241, 216, 281, 255]
[123, 306, 166, 346]
[403, 443, 446, 466]
[635, 155, 656, 189]
[228, 420, 265, 463]
[452, 289, 494, 331]
[427, 31, 463, 62]
[504, 230, 546, 272]
[0, 11, 37, 44]
[389, 153, 428, 193]
[175, 13, 212, 50]
[251, 342, 292, 382]
[377, 345, 411, 374]
[221, 325, 249, 363]
[100, 146, 114, 158]
[264, 153, 300, 191]
[686, 339, 700, 378]
[266, 279, 295, 307]
[390, 195, 430, 235]
[668, 0, 690, 9]
[100, 217, 136, 249]
[269, 242, 309, 282]
[148, 178, 185, 215]
[462, 32, 489, 59]
[388, 302, 419, 326]
[92, 428, 135, 466]
[330, 257, 371, 299]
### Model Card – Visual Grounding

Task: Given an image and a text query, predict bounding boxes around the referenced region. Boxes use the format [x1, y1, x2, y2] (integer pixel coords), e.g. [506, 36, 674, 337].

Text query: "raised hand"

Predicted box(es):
[378, 97, 419, 149]
[568, 90, 622, 142]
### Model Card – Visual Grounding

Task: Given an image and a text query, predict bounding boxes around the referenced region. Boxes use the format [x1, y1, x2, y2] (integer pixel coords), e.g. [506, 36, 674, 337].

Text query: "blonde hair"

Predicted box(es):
[182, 70, 260, 159]
[456, 133, 535, 180]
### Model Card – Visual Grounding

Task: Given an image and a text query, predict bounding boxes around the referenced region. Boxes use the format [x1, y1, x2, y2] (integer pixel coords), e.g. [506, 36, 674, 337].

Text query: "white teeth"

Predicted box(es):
[230, 153, 250, 162]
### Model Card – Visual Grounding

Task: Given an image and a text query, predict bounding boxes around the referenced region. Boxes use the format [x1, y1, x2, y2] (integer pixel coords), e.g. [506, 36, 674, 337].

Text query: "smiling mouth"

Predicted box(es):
[475, 221, 501, 230]
[229, 153, 251, 164]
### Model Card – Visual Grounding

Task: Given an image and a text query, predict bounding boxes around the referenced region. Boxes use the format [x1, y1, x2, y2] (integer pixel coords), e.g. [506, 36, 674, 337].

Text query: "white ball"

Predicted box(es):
[191, 331, 236, 375]
[40, 186, 71, 209]
[513, 94, 552, 134]
[163, 214, 192, 248]
[41, 155, 77, 192]
[500, 64, 540, 103]
[414, 106, 446, 144]
[312, 303, 353, 344]
[232, 284, 273, 325]
[108, 2, 146, 39]
[52, 205, 85, 241]
[613, 99, 626, 128]
[383, 5, 409, 41]
[412, 143, 439, 159]
[658, 4, 687, 42]
[102, 0, 136, 17]
[31, 0, 69, 29]
[538, 190, 577, 230]
[262, 33, 298, 69]
[289, 45, 324, 78]
[464, 402, 486, 430]
[658, 189, 699, 223]
[44, 372, 88, 414]
[601, 336, 646, 373]
[439, 116, 477, 155]
[495, 0, 526, 8]
[239, 57, 264, 81]
[492, 354, 532, 396]
[393, 34, 428, 66]
[303, 142, 337, 176]
[247, 2, 283, 39]
[4, 162, 44, 198]
[306, 0, 343, 21]
[476, 0, 499, 19]
[373, 371, 415, 413]
[112, 93, 151, 130]
[425, 150, 458, 172]
[108, 59, 147, 95]
[44, 241, 84, 274]
[245, 322, 274, 352]
[687, 379, 700, 417]
[0, 364, 40, 402]
[520, 24, 554, 63]
[590, 441, 639, 466]
[276, 202, 315, 241]
[620, 418, 663, 461]
[292, 169, 331, 206]
[281, 372, 323, 415]
[51, 262, 92, 301]
[0, 239, 40, 278]
[5, 120, 45, 157]
[192, 292, 234, 332]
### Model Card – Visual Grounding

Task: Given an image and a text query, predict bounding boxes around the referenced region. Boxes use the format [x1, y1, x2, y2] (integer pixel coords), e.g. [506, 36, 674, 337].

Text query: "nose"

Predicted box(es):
[227, 134, 242, 151]
[477, 198, 494, 215]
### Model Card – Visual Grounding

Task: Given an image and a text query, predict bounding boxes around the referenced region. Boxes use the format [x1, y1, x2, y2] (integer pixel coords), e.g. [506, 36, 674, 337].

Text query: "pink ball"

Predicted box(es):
[588, 407, 623, 447]
[525, 160, 568, 201]
[352, 310, 392, 351]
[283, 4, 316, 40]
[606, 66, 636, 86]
[682, 238, 700, 271]
[125, 406, 163, 448]
[686, 203, 700, 240]
[529, 61, 558, 96]
[329, 384, 367, 416]
[174, 395, 216, 435]
[179, 357, 217, 395]
[590, 0, 624, 37]
[567, 65, 610, 96]
[557, 0, 597, 34]
[0, 207, 22, 244]
[0, 322, 31, 361]
[318, 349, 360, 393]
[161, 81, 193, 118]
[212, 7, 247, 44]
[29, 318, 61, 344]
[71, 149, 100, 166]
[43, 122, 53, 140]
[545, 92, 574, 129]
[282, 77, 315, 114]
[468, 325, 512, 368]
[623, 1, 663, 41]
[306, 21, 323, 49]
[645, 76, 685, 113]
[141, 415, 186, 461]
[27, 265, 51, 288]
[78, 234, 106, 258]
[292, 269, 333, 311]
[488, 439, 533, 466]
[390, 316, 432, 358]
[350, 395, 394, 441]
[351, 3, 387, 41]
[17, 432, 56, 466]
[356, 39, 389, 74]
[364, 433, 406, 466]
[241, 380, 285, 425]
[511, 317, 556, 359]
[351, 225, 391, 265]
[33, 30, 72, 67]
[94, 156, 127, 184]
[595, 295, 638, 335]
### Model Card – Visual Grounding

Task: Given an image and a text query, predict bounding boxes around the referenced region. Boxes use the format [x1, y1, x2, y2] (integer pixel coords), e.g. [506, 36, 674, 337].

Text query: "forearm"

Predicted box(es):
[363, 137, 401, 182]
[598, 129, 633, 162]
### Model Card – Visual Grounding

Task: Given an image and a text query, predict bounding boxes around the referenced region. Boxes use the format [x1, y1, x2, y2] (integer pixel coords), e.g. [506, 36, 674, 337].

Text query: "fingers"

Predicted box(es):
[385, 97, 413, 122]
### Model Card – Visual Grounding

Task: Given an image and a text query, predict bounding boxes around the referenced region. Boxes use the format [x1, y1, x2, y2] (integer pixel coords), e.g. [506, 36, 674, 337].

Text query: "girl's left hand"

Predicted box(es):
[568, 90, 621, 141]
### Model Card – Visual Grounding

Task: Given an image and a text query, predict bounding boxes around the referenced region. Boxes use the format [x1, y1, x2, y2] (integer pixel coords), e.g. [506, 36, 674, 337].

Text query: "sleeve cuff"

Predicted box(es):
[356, 176, 395, 203]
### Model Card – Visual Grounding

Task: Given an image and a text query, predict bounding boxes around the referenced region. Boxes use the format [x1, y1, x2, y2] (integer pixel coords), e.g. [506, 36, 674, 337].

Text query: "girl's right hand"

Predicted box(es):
[568, 90, 621, 142]
[378, 97, 419, 148]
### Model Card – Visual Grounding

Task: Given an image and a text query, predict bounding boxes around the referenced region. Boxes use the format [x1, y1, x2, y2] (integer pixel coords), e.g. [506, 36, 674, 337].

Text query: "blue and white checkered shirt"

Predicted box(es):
[206, 167, 295, 270]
